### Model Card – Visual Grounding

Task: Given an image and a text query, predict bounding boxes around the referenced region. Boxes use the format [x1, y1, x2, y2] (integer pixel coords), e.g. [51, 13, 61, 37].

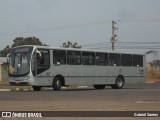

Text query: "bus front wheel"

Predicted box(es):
[111, 76, 124, 89]
[53, 77, 62, 91]
[32, 86, 41, 91]
[93, 85, 105, 89]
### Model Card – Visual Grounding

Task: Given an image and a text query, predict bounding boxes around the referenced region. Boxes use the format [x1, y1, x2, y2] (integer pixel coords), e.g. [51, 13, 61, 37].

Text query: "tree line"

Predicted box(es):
[0, 37, 45, 57]
[0, 37, 81, 57]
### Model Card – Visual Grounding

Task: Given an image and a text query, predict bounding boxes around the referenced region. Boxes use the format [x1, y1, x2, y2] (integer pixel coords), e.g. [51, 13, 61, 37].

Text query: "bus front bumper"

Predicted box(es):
[8, 76, 31, 86]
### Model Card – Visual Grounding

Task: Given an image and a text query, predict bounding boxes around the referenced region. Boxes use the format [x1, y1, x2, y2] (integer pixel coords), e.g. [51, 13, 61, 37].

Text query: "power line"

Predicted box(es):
[81, 42, 110, 47]
[0, 20, 112, 36]
[82, 41, 160, 50]
[118, 19, 160, 23]
[117, 41, 160, 44]
[82, 41, 160, 47]
[88, 46, 160, 50]
[1, 18, 160, 36]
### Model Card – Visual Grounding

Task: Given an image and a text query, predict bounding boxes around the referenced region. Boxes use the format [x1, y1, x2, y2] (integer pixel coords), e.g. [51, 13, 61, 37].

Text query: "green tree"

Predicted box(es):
[0, 45, 11, 57]
[0, 36, 46, 57]
[61, 41, 81, 48]
[12, 37, 43, 48]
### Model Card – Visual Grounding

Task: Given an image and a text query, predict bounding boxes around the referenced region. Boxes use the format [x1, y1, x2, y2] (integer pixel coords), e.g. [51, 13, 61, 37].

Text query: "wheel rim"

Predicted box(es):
[56, 80, 61, 87]
[117, 78, 123, 87]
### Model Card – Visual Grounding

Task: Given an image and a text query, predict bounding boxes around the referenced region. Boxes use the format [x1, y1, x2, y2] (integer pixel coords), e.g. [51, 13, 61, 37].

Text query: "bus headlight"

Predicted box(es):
[24, 76, 30, 80]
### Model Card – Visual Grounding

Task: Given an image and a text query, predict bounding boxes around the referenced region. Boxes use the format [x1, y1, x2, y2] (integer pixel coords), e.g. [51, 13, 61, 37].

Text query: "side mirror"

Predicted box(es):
[7, 54, 10, 63]
[36, 50, 41, 57]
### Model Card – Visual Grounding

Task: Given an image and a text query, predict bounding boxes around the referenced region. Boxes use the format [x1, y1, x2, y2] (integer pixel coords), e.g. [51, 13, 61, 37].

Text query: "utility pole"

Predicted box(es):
[111, 20, 117, 51]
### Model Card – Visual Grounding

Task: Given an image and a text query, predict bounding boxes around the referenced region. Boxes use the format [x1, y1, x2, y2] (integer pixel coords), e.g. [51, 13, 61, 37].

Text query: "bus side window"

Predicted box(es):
[67, 51, 81, 65]
[96, 53, 108, 66]
[53, 50, 66, 65]
[121, 54, 132, 66]
[109, 53, 121, 66]
[133, 55, 143, 67]
[82, 52, 95, 65]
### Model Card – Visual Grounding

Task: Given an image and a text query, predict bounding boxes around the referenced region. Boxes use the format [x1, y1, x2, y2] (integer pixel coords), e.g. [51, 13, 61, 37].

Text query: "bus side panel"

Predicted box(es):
[34, 63, 145, 86]
[121, 66, 145, 84]
[124, 76, 145, 84]
[34, 76, 53, 86]
[53, 65, 117, 85]
[64, 76, 115, 85]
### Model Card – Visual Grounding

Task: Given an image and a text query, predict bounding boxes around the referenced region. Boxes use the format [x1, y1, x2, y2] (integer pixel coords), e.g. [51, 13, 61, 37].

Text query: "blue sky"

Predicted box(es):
[0, 0, 160, 61]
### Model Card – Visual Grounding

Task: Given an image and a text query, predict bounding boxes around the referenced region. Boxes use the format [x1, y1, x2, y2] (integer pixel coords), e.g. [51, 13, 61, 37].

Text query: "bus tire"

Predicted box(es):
[32, 86, 41, 91]
[93, 85, 105, 89]
[53, 77, 62, 91]
[111, 76, 124, 89]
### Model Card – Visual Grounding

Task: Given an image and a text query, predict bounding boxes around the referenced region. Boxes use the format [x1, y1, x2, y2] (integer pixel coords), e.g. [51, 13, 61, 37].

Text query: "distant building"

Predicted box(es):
[0, 57, 8, 83]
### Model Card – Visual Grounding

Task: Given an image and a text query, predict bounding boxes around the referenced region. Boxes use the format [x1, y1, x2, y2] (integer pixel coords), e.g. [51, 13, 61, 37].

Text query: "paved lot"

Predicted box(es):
[0, 83, 160, 120]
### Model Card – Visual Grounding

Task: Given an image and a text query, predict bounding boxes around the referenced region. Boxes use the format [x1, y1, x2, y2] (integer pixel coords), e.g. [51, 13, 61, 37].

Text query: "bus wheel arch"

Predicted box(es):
[52, 75, 65, 91]
[111, 75, 125, 89]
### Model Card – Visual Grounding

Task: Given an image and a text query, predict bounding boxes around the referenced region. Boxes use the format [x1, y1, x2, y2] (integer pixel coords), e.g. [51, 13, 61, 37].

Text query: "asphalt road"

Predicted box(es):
[0, 83, 160, 102]
[0, 83, 160, 119]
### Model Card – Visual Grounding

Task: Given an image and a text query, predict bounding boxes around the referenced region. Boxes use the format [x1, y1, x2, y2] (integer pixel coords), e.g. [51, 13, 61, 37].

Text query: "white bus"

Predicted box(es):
[8, 45, 146, 91]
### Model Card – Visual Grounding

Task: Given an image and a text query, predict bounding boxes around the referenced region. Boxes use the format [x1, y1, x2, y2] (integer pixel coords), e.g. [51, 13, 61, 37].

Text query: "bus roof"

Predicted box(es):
[13, 45, 145, 56]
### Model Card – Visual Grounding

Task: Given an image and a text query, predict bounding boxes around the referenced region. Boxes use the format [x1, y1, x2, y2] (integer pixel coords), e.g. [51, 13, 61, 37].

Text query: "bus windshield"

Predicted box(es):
[8, 47, 33, 77]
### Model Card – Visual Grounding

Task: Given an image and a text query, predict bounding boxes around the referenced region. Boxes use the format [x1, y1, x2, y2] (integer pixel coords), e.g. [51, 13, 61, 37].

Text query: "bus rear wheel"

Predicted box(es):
[32, 86, 41, 91]
[93, 85, 105, 89]
[53, 77, 62, 91]
[111, 76, 124, 89]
